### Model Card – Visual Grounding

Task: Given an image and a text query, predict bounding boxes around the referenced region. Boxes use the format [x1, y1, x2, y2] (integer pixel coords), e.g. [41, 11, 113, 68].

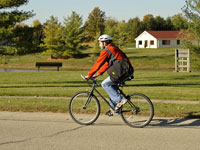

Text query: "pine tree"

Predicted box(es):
[63, 11, 84, 57]
[41, 16, 64, 58]
[0, 0, 34, 55]
[84, 7, 105, 41]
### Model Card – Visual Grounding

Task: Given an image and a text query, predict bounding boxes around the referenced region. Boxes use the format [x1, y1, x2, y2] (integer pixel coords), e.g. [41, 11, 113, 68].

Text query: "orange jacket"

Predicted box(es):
[88, 44, 127, 77]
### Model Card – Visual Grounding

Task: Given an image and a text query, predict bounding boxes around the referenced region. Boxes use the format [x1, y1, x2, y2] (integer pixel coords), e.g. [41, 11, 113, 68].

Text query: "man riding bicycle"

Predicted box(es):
[85, 34, 133, 116]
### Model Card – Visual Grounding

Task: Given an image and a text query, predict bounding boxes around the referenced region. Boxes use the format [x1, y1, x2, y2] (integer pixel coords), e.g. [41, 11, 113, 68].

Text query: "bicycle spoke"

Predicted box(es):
[69, 91, 100, 125]
[120, 93, 154, 128]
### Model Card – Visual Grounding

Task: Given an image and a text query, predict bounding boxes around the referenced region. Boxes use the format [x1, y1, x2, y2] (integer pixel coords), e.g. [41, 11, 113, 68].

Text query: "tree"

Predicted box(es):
[142, 14, 155, 31]
[62, 11, 84, 57]
[32, 20, 43, 53]
[171, 13, 188, 30]
[104, 18, 119, 42]
[0, 0, 34, 55]
[84, 7, 105, 41]
[154, 16, 166, 30]
[127, 17, 142, 42]
[115, 20, 129, 47]
[84, 7, 105, 56]
[165, 17, 174, 30]
[11, 20, 43, 54]
[182, 0, 200, 54]
[104, 19, 129, 47]
[41, 16, 65, 57]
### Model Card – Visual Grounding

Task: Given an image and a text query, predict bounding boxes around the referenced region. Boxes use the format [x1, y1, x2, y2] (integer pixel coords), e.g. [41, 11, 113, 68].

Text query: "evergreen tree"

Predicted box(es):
[84, 7, 105, 56]
[32, 20, 43, 53]
[41, 16, 65, 57]
[0, 0, 34, 55]
[63, 11, 84, 57]
[84, 7, 105, 41]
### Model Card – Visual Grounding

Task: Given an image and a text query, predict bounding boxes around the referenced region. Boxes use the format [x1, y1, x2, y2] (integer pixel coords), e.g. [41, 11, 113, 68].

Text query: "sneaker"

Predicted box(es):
[105, 110, 113, 117]
[115, 97, 127, 111]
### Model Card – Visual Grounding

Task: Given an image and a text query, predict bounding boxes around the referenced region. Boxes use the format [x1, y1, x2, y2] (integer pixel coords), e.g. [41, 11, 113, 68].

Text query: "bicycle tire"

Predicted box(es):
[69, 91, 100, 125]
[120, 93, 154, 128]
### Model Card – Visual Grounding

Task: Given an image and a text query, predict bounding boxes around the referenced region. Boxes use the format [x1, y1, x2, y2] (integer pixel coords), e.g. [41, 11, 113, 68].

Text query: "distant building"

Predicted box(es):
[135, 31, 181, 48]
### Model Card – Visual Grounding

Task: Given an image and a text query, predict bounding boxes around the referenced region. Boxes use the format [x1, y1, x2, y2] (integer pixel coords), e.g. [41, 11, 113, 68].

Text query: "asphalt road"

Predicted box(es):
[0, 111, 200, 150]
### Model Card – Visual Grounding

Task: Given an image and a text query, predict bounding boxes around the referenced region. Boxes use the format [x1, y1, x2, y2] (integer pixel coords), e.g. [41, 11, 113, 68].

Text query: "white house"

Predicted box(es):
[135, 31, 181, 48]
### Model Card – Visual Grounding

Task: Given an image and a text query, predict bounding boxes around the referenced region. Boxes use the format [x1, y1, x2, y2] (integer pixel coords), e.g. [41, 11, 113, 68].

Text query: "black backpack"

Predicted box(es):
[105, 47, 134, 84]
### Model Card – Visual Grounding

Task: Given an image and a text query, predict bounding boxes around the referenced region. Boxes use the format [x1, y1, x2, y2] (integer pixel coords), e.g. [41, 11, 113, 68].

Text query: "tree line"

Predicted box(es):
[0, 0, 200, 58]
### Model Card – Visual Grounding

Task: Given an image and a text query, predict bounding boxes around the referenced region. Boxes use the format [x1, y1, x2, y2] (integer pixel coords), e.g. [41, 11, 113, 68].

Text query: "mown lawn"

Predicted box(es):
[1, 47, 200, 71]
[0, 47, 200, 117]
[0, 71, 199, 101]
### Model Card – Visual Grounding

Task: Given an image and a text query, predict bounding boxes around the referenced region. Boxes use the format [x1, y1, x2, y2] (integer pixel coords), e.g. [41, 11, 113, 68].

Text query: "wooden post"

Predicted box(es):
[175, 49, 178, 72]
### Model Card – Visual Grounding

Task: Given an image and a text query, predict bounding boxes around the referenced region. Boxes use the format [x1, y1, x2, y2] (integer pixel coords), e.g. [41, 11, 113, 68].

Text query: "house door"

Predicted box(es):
[145, 40, 148, 48]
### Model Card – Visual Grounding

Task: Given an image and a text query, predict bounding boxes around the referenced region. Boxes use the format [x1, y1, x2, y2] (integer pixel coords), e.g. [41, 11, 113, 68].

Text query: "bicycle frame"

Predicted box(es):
[86, 79, 132, 111]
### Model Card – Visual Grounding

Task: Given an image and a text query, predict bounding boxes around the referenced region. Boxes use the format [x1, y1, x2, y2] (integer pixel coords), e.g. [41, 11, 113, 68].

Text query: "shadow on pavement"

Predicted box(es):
[150, 118, 200, 128]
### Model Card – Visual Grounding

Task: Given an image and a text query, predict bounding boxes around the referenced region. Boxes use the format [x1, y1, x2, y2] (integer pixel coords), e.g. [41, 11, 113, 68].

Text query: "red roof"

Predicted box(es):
[147, 31, 180, 39]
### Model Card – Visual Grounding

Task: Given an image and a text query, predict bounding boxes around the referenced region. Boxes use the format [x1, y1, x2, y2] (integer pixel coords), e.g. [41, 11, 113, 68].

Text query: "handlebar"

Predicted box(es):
[81, 73, 97, 83]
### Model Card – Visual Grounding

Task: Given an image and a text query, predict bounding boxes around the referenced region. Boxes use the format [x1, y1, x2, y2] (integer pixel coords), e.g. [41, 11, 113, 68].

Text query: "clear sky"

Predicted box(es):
[18, 0, 186, 25]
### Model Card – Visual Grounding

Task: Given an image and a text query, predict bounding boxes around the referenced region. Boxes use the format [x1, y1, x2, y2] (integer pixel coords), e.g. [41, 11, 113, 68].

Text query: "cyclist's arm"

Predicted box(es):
[97, 62, 109, 75]
[87, 50, 109, 78]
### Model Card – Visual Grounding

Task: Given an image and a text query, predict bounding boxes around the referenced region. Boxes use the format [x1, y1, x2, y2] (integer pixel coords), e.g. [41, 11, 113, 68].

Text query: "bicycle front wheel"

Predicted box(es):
[120, 93, 154, 128]
[69, 91, 100, 125]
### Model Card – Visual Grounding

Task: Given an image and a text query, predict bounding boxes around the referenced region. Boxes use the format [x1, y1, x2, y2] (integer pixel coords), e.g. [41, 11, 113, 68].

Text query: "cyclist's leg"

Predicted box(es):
[101, 76, 122, 108]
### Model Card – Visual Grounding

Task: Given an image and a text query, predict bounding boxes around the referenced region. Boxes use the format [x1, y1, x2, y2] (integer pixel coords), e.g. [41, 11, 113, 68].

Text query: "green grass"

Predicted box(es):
[0, 98, 68, 112]
[1, 47, 200, 71]
[0, 47, 200, 117]
[0, 71, 199, 101]
[0, 97, 200, 118]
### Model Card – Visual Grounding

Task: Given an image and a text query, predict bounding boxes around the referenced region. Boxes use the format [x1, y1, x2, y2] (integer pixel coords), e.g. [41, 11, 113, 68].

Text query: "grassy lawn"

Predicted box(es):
[0, 97, 200, 118]
[1, 47, 200, 71]
[0, 71, 199, 101]
[0, 70, 199, 117]
[0, 47, 200, 117]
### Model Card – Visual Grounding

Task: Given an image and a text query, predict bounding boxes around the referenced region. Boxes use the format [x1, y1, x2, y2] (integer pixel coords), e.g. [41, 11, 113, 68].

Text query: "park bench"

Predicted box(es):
[35, 62, 62, 71]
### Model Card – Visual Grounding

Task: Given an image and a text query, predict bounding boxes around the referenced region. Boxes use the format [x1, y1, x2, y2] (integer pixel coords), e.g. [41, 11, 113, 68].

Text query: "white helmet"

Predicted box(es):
[98, 34, 112, 42]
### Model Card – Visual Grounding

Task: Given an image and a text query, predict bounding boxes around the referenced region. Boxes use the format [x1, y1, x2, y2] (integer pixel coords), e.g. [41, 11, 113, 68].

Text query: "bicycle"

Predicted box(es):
[69, 74, 154, 128]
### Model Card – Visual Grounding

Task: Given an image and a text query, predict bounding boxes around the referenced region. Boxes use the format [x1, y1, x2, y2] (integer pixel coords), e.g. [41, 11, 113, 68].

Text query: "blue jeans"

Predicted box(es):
[101, 76, 122, 108]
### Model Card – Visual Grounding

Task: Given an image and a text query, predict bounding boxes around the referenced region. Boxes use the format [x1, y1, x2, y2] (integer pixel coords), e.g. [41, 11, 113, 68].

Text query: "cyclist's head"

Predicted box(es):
[98, 34, 112, 44]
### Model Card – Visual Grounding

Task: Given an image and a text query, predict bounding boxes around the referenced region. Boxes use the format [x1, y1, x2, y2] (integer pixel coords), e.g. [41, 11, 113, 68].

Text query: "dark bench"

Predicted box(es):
[36, 62, 62, 71]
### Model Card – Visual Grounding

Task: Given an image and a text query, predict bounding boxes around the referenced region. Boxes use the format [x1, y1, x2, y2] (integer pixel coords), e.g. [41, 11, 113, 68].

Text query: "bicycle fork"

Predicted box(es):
[83, 84, 96, 109]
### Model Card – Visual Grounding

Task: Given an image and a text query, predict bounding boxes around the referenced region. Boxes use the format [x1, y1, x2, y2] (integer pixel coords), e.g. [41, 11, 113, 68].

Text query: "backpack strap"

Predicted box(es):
[104, 46, 118, 66]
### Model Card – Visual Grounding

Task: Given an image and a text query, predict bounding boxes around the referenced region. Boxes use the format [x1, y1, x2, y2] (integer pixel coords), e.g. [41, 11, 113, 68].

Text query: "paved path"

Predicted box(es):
[0, 111, 200, 150]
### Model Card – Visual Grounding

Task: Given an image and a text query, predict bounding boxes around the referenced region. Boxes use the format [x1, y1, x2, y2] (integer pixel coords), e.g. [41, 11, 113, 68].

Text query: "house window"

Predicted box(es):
[150, 40, 154, 45]
[162, 40, 170, 45]
[177, 40, 180, 45]
[139, 41, 142, 45]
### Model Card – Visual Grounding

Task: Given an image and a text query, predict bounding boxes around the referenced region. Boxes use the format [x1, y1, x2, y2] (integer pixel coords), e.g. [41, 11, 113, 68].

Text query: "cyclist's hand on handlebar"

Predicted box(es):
[84, 75, 90, 80]
[92, 74, 100, 78]
[84, 74, 99, 80]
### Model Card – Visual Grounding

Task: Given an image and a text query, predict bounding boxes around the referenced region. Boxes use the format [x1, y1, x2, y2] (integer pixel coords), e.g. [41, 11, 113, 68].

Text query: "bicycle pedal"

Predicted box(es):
[105, 110, 113, 117]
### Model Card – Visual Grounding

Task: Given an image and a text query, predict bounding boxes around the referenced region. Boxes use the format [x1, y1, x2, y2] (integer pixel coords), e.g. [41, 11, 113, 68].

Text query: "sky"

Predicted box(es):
[18, 0, 187, 25]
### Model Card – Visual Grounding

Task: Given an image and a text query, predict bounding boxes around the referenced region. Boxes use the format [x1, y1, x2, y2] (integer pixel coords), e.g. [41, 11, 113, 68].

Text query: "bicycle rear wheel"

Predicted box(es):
[69, 91, 100, 125]
[120, 93, 154, 128]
